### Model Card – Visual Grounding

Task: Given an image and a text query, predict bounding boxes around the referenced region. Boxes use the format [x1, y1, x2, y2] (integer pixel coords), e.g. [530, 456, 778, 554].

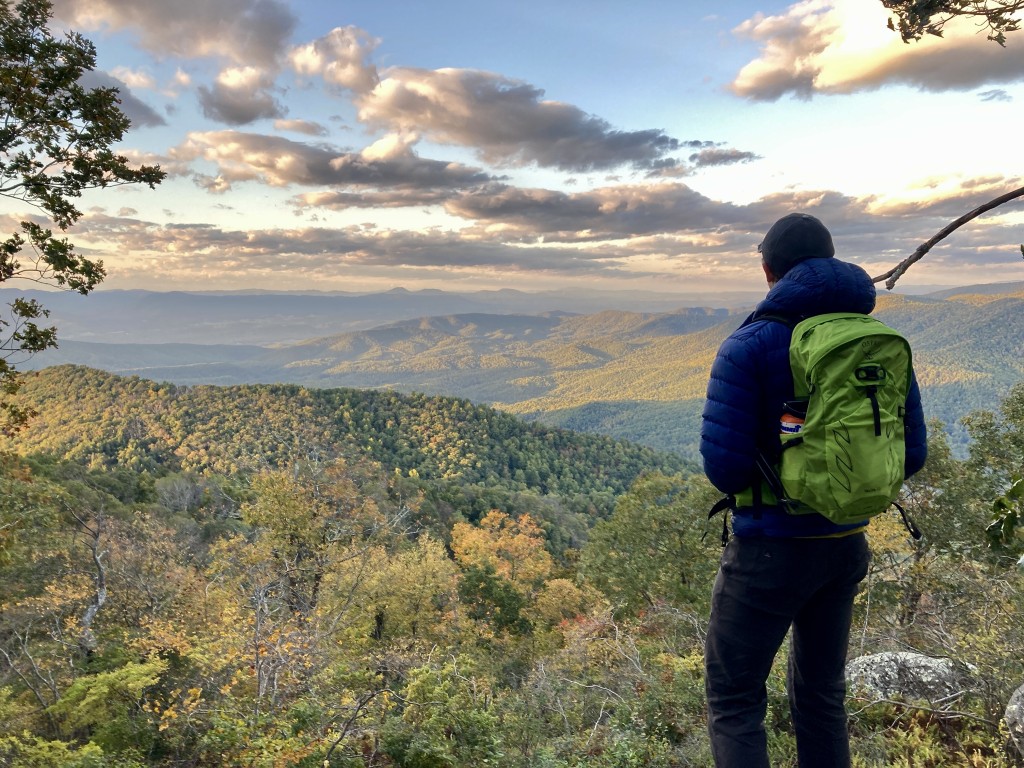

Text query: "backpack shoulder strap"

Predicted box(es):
[753, 312, 798, 328]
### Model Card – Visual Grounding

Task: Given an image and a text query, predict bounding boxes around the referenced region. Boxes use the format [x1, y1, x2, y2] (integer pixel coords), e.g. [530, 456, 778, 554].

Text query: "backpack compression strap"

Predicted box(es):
[707, 495, 735, 546]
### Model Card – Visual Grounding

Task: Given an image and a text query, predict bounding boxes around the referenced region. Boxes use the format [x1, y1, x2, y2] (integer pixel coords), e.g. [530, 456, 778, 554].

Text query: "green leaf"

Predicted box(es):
[0, 0, 164, 431]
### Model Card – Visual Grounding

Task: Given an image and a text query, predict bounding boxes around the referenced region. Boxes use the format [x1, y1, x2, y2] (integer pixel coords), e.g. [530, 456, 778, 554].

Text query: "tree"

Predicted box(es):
[965, 383, 1024, 557]
[579, 472, 718, 612]
[451, 510, 554, 597]
[873, 1, 1023, 290]
[882, 0, 1023, 45]
[0, 0, 164, 433]
[381, 655, 503, 768]
[240, 457, 402, 617]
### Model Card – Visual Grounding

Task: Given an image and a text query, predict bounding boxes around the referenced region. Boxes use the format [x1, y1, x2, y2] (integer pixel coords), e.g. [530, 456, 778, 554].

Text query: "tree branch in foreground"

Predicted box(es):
[873, 185, 1024, 290]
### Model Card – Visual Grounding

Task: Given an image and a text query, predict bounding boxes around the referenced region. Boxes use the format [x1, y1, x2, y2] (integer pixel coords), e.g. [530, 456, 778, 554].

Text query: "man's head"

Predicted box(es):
[758, 213, 834, 283]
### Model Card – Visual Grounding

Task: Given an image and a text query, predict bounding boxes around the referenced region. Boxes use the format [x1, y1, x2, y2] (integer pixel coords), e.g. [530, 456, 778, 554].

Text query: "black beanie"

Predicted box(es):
[758, 213, 835, 278]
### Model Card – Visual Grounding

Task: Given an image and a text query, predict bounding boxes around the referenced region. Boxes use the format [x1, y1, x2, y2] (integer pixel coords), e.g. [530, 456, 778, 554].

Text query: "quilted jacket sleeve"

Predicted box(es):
[700, 330, 764, 495]
[903, 369, 928, 478]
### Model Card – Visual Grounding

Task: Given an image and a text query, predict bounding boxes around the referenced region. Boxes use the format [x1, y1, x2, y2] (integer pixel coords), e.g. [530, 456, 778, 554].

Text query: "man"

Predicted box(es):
[699, 213, 927, 767]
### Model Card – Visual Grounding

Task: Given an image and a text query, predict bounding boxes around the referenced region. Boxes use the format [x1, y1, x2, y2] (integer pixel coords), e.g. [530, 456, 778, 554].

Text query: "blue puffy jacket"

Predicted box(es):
[700, 257, 928, 537]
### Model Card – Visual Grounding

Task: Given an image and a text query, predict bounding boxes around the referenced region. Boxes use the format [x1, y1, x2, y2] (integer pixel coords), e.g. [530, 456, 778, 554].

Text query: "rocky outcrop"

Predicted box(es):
[1006, 682, 1024, 758]
[845, 651, 969, 702]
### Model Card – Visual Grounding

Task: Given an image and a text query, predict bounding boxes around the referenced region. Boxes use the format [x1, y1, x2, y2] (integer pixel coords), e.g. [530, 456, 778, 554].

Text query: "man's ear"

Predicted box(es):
[762, 261, 777, 286]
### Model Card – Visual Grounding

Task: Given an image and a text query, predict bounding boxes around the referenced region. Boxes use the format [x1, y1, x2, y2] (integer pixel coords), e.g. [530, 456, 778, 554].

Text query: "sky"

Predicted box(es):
[5, 0, 1024, 294]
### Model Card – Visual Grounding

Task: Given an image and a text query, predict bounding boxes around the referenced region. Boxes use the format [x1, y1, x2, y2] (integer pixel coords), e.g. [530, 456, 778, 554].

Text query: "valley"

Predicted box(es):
[19, 284, 1024, 457]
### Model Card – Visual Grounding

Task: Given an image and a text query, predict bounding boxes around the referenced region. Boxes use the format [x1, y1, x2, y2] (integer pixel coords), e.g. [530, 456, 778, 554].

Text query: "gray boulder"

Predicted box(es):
[1006, 682, 1024, 758]
[845, 651, 969, 702]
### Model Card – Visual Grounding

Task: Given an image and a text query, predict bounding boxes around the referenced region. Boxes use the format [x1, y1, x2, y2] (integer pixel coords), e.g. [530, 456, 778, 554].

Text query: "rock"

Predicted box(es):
[1006, 682, 1024, 758]
[845, 651, 968, 702]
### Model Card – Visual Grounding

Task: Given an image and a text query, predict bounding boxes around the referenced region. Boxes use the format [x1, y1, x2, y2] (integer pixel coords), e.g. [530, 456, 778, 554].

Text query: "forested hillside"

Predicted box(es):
[6, 365, 688, 502]
[25, 290, 1024, 457]
[2, 366, 1024, 765]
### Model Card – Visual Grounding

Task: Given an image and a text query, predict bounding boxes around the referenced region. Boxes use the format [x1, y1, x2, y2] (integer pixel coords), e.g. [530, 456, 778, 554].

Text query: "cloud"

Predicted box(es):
[114, 148, 193, 180]
[51, 0, 297, 67]
[284, 38, 694, 174]
[171, 131, 494, 196]
[294, 189, 463, 210]
[444, 177, 1024, 271]
[66, 6, 690, 175]
[289, 26, 380, 92]
[52, 175, 1024, 291]
[356, 68, 681, 172]
[197, 66, 284, 125]
[109, 66, 155, 90]
[732, 0, 1024, 100]
[73, 213, 644, 283]
[444, 183, 756, 241]
[868, 175, 1022, 219]
[689, 148, 762, 167]
[979, 89, 1013, 102]
[78, 70, 166, 127]
[274, 119, 330, 136]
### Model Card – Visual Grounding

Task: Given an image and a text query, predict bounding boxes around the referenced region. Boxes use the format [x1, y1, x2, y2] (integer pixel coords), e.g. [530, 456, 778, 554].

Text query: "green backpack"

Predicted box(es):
[774, 312, 913, 525]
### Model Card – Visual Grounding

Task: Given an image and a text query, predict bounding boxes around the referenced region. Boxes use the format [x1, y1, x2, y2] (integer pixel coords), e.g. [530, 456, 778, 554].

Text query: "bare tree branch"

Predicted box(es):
[873, 185, 1024, 290]
[322, 688, 395, 762]
[67, 507, 108, 656]
[883, 0, 1024, 45]
[850, 694, 999, 727]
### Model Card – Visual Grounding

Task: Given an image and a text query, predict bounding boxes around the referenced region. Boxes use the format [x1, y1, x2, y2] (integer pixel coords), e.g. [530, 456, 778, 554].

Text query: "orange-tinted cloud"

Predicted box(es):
[732, 0, 1024, 100]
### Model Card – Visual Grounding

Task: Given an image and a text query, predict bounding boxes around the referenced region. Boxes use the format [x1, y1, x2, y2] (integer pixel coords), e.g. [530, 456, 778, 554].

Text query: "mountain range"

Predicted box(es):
[1, 286, 762, 345]
[14, 282, 1024, 458]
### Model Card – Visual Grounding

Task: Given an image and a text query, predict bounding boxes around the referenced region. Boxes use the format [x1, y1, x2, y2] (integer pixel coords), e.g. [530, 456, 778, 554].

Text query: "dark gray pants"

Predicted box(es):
[704, 532, 870, 768]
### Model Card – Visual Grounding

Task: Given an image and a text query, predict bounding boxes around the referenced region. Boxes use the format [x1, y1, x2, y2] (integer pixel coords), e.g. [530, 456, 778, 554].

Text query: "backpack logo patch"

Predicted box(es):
[861, 337, 882, 358]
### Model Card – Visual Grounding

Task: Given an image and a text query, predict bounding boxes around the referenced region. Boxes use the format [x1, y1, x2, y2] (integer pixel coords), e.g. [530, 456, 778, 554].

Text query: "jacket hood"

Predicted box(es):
[754, 257, 875, 319]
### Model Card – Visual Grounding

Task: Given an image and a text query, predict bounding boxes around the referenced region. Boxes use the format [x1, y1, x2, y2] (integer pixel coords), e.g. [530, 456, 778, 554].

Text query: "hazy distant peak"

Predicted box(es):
[922, 281, 1024, 300]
